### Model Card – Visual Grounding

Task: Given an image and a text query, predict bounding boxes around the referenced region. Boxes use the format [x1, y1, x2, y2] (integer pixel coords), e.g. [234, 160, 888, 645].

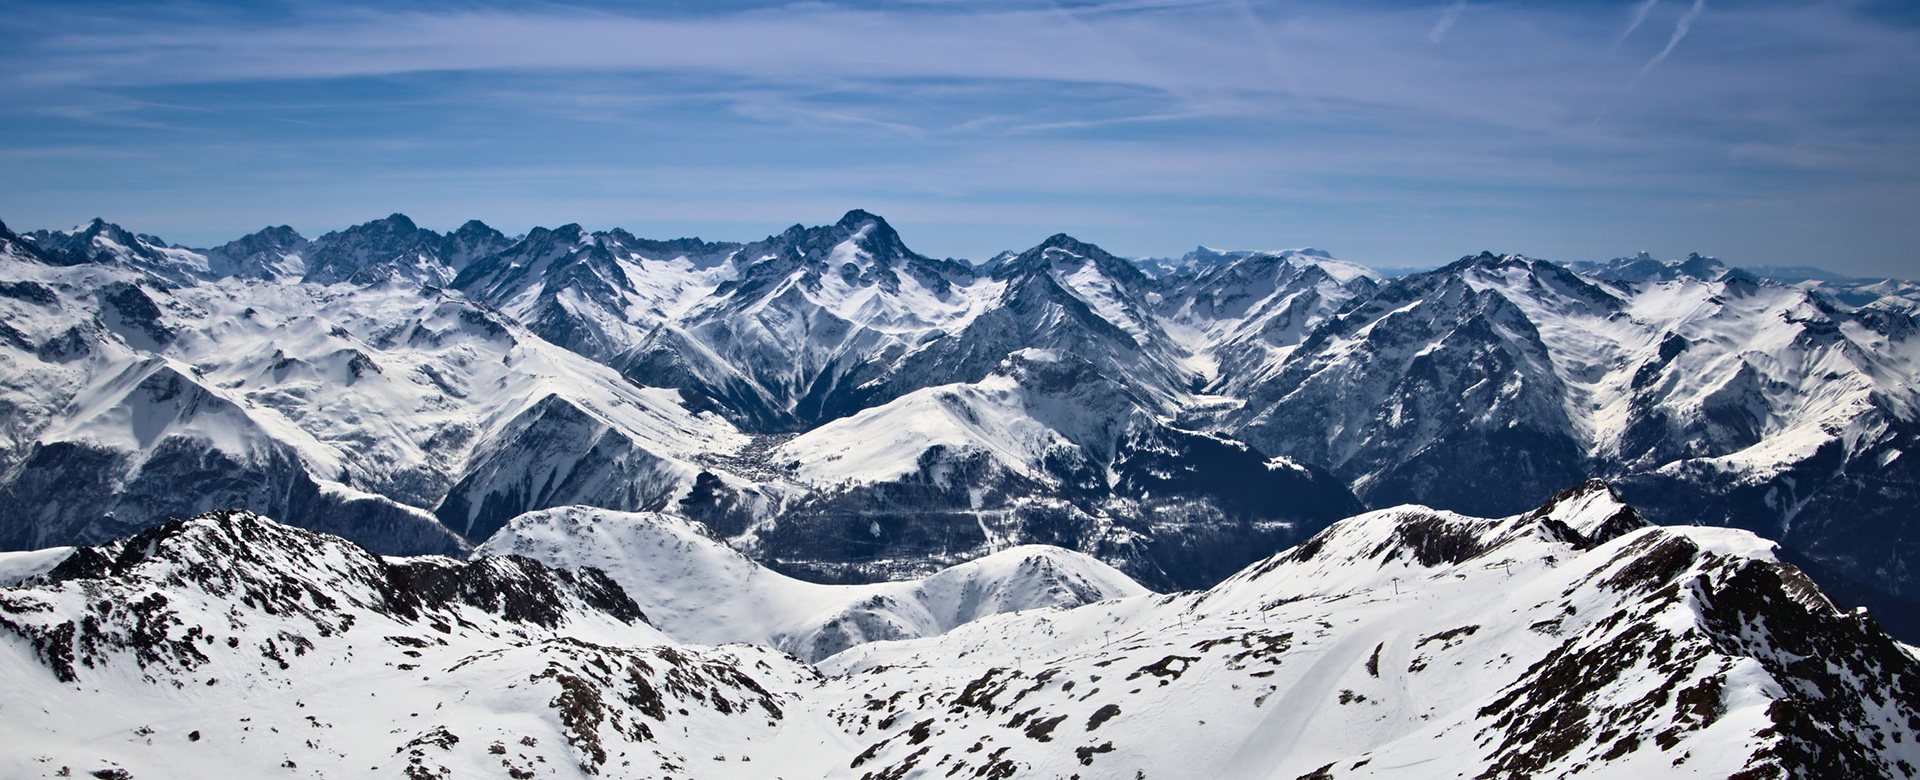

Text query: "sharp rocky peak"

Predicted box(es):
[1035, 232, 1107, 257]
[1446, 249, 1534, 273]
[0, 218, 51, 263]
[757, 208, 920, 269]
[214, 224, 306, 253]
[1242, 479, 1649, 586]
[2, 510, 649, 684]
[17, 217, 191, 275]
[998, 232, 1147, 286]
[445, 219, 511, 254]
[40, 217, 141, 248]
[1516, 478, 1651, 547]
[372, 212, 418, 232]
[829, 209, 914, 263]
[451, 218, 497, 237]
[835, 207, 887, 231]
[1182, 245, 1335, 267]
[524, 223, 589, 244]
[1577, 250, 1732, 283]
[310, 212, 434, 247]
[301, 213, 493, 286]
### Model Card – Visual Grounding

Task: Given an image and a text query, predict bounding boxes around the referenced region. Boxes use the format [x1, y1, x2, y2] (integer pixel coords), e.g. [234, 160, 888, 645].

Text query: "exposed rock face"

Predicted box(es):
[0, 510, 821, 779]
[301, 213, 511, 287]
[826, 480, 1920, 780]
[0, 510, 644, 684]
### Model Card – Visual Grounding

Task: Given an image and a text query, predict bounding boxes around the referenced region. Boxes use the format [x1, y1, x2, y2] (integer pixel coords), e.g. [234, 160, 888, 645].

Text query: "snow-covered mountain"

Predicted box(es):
[827, 479, 1920, 779]
[475, 505, 1146, 661]
[4, 482, 1917, 778]
[1151, 246, 1381, 396]
[1204, 250, 1920, 614]
[751, 347, 1362, 588]
[1574, 252, 1920, 312]
[1572, 250, 1737, 283]
[23, 218, 213, 282]
[452, 210, 993, 433]
[0, 510, 838, 779]
[0, 227, 749, 557]
[449, 224, 739, 366]
[3, 212, 1919, 631]
[300, 214, 512, 287]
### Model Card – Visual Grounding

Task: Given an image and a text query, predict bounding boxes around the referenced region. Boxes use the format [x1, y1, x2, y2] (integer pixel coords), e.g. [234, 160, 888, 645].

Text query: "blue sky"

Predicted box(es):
[2, 1, 1917, 276]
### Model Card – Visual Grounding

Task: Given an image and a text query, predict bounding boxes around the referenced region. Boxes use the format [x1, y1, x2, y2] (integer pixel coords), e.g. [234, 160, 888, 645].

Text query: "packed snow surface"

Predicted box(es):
[476, 506, 1147, 661]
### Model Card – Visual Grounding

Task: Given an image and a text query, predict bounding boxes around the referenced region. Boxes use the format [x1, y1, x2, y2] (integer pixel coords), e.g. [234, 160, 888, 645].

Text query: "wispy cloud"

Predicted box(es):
[1639, 0, 1706, 77]
[0, 0, 1916, 274]
[1429, 1, 1467, 45]
[1008, 110, 1210, 134]
[1602, 0, 1660, 62]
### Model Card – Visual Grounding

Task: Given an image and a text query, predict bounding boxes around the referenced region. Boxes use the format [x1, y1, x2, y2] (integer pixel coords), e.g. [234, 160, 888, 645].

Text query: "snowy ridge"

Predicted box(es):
[6, 484, 1919, 778]
[1154, 246, 1382, 389]
[613, 210, 996, 431]
[742, 346, 1362, 589]
[475, 505, 1146, 662]
[450, 223, 740, 364]
[0, 510, 851, 779]
[0, 545, 70, 586]
[1215, 251, 1920, 604]
[771, 355, 1095, 488]
[825, 480, 1920, 780]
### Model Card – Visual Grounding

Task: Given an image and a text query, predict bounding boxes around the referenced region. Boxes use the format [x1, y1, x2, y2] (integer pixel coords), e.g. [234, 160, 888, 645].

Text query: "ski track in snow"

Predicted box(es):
[1222, 608, 1410, 779]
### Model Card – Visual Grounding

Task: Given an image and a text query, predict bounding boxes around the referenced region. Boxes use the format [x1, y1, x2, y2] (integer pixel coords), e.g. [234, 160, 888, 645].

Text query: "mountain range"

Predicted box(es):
[1, 481, 1914, 778]
[1, 209, 1916, 634]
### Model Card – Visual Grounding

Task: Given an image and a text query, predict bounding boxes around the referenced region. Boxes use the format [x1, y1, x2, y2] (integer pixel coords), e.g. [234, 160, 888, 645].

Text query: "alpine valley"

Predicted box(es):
[1, 210, 1918, 777]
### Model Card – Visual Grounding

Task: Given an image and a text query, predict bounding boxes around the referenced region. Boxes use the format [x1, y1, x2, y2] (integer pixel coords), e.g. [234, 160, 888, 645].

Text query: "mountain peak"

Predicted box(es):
[834, 210, 914, 260]
[988, 232, 1156, 297]
[1575, 251, 1730, 283]
[204, 225, 309, 279]
[300, 213, 455, 285]
[753, 209, 920, 272]
[505, 223, 582, 250]
[1521, 478, 1649, 546]
[215, 224, 303, 251]
[1038, 232, 1089, 251]
[1029, 233, 1124, 265]
[449, 219, 508, 247]
[1175, 246, 1343, 272]
[836, 208, 887, 229]
[377, 212, 418, 231]
[73, 218, 140, 243]
[1441, 250, 1530, 274]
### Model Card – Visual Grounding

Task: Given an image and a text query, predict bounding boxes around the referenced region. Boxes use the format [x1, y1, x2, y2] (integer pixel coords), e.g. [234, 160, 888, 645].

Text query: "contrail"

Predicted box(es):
[1429, 0, 1466, 44]
[1601, 0, 1661, 62]
[1638, 0, 1704, 76]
